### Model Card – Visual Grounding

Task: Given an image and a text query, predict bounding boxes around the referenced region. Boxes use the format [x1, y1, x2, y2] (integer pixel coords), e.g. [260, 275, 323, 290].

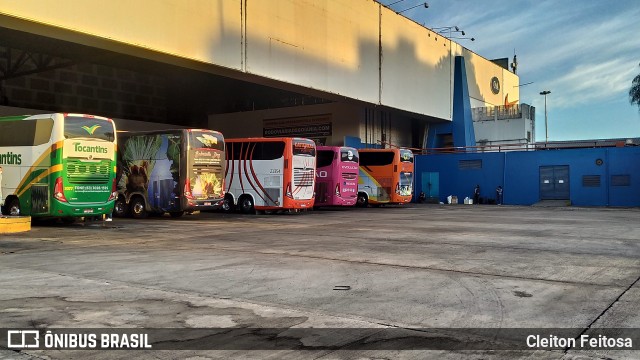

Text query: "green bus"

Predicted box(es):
[0, 113, 117, 219]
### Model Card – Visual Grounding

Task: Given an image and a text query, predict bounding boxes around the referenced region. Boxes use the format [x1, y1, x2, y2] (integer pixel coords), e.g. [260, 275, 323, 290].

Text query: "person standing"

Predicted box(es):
[496, 185, 503, 205]
[473, 185, 480, 205]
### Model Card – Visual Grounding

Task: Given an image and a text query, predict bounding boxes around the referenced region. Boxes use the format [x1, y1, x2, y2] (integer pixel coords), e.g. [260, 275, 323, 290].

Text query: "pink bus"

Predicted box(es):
[314, 146, 359, 207]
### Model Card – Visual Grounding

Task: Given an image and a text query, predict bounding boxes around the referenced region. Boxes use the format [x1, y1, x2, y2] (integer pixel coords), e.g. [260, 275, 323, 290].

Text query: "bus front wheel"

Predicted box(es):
[222, 195, 235, 212]
[113, 197, 127, 218]
[129, 197, 147, 219]
[239, 196, 254, 214]
[7, 198, 20, 216]
[356, 193, 368, 208]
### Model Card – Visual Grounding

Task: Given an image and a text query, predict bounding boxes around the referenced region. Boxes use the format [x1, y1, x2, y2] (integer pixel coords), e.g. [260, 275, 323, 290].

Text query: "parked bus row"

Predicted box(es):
[112, 133, 414, 217]
[0, 113, 414, 220]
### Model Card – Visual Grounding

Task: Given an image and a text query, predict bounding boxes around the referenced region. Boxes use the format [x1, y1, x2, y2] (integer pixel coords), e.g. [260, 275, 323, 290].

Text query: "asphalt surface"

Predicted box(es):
[1, 204, 639, 359]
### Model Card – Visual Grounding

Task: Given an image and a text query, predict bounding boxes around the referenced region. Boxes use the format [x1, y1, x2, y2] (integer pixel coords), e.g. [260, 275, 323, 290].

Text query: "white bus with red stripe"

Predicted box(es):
[223, 137, 316, 214]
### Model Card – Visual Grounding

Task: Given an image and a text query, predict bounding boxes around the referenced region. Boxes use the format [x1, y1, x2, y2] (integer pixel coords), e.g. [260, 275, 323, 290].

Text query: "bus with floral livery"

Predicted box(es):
[114, 129, 225, 218]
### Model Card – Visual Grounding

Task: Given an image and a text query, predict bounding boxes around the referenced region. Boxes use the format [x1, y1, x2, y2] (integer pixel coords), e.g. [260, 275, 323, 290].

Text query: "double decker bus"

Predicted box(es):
[0, 113, 117, 219]
[357, 148, 414, 206]
[314, 146, 359, 207]
[114, 129, 225, 218]
[223, 137, 316, 214]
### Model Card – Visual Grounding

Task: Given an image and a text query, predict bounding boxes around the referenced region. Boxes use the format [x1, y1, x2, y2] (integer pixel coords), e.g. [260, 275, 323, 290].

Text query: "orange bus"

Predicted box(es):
[223, 137, 316, 214]
[357, 148, 414, 206]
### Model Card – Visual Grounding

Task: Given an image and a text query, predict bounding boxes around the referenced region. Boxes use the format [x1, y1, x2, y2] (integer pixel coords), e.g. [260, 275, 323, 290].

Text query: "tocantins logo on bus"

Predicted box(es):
[81, 124, 101, 135]
[0, 151, 22, 165]
[73, 142, 108, 154]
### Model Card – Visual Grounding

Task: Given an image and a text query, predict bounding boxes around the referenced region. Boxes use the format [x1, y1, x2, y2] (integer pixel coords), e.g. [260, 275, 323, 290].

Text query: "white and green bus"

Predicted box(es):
[0, 113, 118, 219]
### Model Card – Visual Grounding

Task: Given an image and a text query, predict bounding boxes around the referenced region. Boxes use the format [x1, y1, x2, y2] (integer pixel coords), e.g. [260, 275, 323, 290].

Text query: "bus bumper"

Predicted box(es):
[287, 199, 315, 209]
[185, 199, 224, 211]
[324, 195, 357, 207]
[53, 200, 115, 217]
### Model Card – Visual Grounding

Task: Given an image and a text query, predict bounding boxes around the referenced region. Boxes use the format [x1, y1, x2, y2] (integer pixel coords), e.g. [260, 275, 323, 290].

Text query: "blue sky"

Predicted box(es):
[381, 0, 640, 141]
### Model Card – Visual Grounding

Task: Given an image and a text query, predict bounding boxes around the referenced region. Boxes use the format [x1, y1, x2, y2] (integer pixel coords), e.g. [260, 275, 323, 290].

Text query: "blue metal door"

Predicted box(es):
[421, 172, 439, 201]
[540, 166, 569, 200]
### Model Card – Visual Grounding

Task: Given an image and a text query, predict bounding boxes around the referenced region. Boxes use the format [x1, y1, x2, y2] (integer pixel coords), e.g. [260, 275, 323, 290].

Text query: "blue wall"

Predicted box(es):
[415, 147, 640, 206]
[344, 136, 382, 150]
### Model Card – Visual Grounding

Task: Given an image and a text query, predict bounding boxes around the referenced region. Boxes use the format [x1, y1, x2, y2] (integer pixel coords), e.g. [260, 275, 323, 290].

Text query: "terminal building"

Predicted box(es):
[0, 0, 518, 148]
[0, 0, 637, 206]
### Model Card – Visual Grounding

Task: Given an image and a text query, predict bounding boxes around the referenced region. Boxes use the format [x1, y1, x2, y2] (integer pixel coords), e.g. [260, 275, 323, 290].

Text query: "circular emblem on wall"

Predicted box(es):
[490, 77, 500, 94]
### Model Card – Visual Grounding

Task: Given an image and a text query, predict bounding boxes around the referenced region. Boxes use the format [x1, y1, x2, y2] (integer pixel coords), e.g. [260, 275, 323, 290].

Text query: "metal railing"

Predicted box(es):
[472, 104, 532, 122]
[372, 138, 633, 156]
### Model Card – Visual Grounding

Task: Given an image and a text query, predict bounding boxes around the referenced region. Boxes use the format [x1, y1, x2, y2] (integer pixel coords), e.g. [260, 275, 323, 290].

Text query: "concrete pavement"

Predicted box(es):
[1, 205, 639, 359]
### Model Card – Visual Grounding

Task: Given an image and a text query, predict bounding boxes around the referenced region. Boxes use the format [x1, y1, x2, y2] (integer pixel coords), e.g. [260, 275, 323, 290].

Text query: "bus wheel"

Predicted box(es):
[130, 197, 147, 219]
[113, 197, 127, 218]
[239, 196, 254, 214]
[222, 195, 235, 212]
[7, 198, 20, 216]
[356, 193, 368, 207]
[169, 211, 184, 218]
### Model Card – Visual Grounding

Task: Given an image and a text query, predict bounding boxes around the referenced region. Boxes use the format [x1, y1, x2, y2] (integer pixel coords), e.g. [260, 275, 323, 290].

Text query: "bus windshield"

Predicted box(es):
[340, 148, 358, 163]
[399, 171, 413, 196]
[189, 130, 225, 151]
[64, 116, 115, 142]
[293, 139, 316, 157]
[399, 149, 413, 163]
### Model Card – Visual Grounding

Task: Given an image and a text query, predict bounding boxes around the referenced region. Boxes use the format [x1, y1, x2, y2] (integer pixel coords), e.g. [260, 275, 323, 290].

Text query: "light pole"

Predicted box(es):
[432, 26, 466, 39]
[396, 2, 428, 14]
[539, 90, 551, 143]
[450, 37, 475, 41]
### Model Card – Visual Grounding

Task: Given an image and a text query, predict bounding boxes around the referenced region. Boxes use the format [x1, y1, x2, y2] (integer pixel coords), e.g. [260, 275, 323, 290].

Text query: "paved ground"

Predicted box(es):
[1, 205, 639, 359]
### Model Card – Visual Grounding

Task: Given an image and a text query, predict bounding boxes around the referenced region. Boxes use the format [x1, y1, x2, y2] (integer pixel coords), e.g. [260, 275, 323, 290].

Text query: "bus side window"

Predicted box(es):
[316, 150, 334, 168]
[260, 142, 285, 160]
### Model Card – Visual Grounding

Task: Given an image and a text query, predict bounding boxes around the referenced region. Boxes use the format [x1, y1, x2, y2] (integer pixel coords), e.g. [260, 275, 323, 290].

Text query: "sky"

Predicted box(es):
[380, 0, 640, 141]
